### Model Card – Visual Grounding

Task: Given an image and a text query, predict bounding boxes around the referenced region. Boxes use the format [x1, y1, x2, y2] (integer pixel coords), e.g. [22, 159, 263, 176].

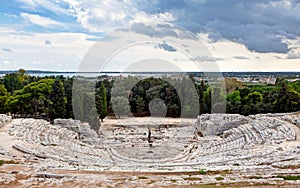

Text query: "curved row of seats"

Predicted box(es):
[196, 117, 295, 156]
[7, 115, 299, 167]
[9, 119, 112, 167]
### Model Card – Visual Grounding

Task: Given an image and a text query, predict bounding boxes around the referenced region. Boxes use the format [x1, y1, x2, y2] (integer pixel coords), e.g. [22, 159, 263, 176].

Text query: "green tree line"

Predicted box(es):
[0, 69, 299, 125]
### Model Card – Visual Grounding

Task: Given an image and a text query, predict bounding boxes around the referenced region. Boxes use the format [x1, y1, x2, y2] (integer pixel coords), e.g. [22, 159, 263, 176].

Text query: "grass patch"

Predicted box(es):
[207, 169, 232, 175]
[232, 163, 240, 166]
[273, 164, 300, 169]
[0, 160, 19, 166]
[195, 182, 274, 188]
[183, 177, 202, 181]
[245, 176, 263, 179]
[276, 175, 300, 180]
[170, 179, 177, 183]
[147, 180, 156, 184]
[195, 184, 218, 188]
[198, 169, 231, 175]
[215, 176, 224, 181]
[199, 169, 207, 175]
[138, 176, 148, 179]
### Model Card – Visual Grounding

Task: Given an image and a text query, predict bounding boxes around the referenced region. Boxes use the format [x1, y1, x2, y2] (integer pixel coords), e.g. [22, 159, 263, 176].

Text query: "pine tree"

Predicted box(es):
[0, 85, 10, 113]
[96, 82, 107, 122]
[136, 96, 145, 116]
[111, 96, 130, 118]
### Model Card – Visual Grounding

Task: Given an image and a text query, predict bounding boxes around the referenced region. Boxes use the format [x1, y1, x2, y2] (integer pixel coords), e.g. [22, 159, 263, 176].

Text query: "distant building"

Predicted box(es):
[259, 78, 276, 85]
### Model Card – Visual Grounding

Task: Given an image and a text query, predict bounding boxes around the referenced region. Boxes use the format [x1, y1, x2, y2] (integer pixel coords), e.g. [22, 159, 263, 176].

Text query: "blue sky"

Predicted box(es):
[0, 0, 300, 71]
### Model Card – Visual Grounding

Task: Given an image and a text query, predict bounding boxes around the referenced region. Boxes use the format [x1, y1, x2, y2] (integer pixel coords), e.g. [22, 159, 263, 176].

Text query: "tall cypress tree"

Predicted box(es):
[64, 78, 74, 118]
[49, 80, 66, 121]
[96, 82, 107, 122]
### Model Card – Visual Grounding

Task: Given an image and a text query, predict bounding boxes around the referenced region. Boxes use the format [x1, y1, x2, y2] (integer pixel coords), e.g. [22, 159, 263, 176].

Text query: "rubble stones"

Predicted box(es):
[0, 114, 12, 128]
[194, 114, 250, 136]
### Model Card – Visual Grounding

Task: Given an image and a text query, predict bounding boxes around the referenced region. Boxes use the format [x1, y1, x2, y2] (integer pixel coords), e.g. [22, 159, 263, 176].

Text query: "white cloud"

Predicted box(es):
[44, 40, 51, 45]
[132, 12, 174, 23]
[287, 50, 300, 59]
[21, 13, 63, 28]
[4, 13, 18, 18]
[77, 26, 300, 73]
[0, 60, 17, 70]
[18, 0, 35, 7]
[2, 48, 13, 52]
[0, 27, 95, 71]
[2, 1, 299, 71]
[62, 0, 175, 32]
[62, 0, 137, 32]
[233, 56, 250, 60]
[3, 60, 11, 65]
[0, 24, 299, 71]
[18, 0, 70, 15]
[281, 35, 300, 59]
[15, 0, 300, 55]
[197, 33, 300, 71]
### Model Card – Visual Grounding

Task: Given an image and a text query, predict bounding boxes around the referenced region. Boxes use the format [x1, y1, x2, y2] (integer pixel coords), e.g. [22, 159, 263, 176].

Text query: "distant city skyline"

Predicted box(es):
[0, 1, 300, 71]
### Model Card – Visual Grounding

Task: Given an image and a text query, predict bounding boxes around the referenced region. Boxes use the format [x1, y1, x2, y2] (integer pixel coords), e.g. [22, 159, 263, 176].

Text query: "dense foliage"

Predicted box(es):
[0, 69, 299, 127]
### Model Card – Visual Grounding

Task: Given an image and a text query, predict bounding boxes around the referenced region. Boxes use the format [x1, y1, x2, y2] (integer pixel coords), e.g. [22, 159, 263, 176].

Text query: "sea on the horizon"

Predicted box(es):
[0, 71, 299, 78]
